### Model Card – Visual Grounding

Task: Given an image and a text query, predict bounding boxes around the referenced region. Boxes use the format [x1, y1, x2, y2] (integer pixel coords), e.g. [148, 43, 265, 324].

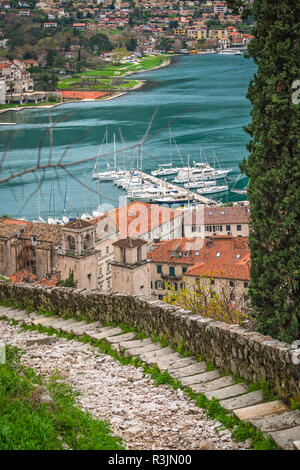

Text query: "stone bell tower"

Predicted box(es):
[57, 219, 98, 290]
[110, 237, 150, 297]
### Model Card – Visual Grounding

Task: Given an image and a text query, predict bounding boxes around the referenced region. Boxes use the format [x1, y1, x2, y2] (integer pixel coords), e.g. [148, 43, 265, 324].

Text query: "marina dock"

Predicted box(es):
[134, 170, 216, 205]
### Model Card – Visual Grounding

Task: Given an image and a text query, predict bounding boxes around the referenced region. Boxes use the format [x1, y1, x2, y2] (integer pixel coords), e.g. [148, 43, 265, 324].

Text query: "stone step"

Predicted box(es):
[139, 347, 175, 366]
[32, 316, 59, 325]
[156, 353, 185, 371]
[234, 400, 288, 422]
[47, 318, 77, 329]
[5, 310, 27, 321]
[123, 343, 161, 358]
[190, 376, 236, 394]
[180, 370, 220, 387]
[249, 410, 300, 433]
[220, 390, 264, 411]
[118, 338, 152, 351]
[204, 383, 248, 401]
[89, 327, 123, 341]
[268, 425, 300, 450]
[28, 312, 42, 321]
[168, 362, 207, 379]
[71, 321, 103, 336]
[106, 331, 136, 344]
[0, 307, 16, 317]
[160, 357, 195, 371]
[294, 440, 300, 450]
[61, 320, 89, 334]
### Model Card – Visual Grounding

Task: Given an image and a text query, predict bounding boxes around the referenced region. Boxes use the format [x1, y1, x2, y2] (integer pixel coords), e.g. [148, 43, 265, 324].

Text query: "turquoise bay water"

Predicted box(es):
[0, 54, 256, 220]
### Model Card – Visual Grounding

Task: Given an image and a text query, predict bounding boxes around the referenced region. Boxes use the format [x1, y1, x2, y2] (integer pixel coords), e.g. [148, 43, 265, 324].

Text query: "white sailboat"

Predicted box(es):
[173, 147, 231, 184]
[219, 49, 243, 56]
[92, 129, 127, 181]
[151, 125, 185, 176]
[197, 184, 228, 195]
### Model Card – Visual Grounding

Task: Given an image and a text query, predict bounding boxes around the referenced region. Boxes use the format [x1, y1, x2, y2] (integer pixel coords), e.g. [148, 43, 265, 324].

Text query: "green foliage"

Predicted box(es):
[56, 271, 77, 288]
[247, 379, 277, 402]
[0, 306, 280, 450]
[164, 279, 248, 325]
[0, 346, 124, 450]
[227, 0, 300, 342]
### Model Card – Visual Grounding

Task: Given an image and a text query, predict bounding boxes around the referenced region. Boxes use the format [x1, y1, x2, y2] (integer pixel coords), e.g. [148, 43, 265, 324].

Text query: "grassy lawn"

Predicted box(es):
[57, 55, 169, 91]
[57, 76, 140, 91]
[0, 345, 125, 450]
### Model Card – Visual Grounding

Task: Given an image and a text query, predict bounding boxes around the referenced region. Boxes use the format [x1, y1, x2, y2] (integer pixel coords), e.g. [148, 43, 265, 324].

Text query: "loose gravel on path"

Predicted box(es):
[0, 320, 250, 450]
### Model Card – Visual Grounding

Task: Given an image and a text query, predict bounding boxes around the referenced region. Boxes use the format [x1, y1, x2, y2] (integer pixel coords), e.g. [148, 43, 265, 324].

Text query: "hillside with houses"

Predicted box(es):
[0, 0, 254, 106]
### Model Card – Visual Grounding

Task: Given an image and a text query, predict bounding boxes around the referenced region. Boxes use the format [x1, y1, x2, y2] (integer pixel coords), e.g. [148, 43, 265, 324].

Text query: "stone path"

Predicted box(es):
[0, 305, 299, 450]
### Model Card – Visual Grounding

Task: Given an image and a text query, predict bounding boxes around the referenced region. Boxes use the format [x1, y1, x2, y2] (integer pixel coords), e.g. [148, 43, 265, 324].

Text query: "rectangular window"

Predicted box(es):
[156, 280, 164, 290]
[106, 264, 110, 274]
[205, 225, 212, 232]
[137, 246, 141, 263]
[237, 225, 242, 231]
[244, 282, 248, 288]
[157, 265, 162, 274]
[169, 266, 175, 276]
[229, 280, 235, 287]
[182, 267, 187, 274]
[180, 282, 186, 290]
[226, 225, 231, 232]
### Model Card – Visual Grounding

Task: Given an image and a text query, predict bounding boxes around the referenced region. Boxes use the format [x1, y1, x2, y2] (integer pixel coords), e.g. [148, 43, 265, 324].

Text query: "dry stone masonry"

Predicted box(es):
[0, 281, 299, 404]
[0, 301, 300, 449]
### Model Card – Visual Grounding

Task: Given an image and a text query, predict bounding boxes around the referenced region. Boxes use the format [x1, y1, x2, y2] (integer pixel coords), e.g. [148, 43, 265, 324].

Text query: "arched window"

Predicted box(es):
[83, 233, 92, 250]
[67, 235, 75, 251]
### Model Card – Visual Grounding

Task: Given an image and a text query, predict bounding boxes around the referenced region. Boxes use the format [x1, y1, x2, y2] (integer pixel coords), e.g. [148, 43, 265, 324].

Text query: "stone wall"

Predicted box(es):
[0, 280, 299, 403]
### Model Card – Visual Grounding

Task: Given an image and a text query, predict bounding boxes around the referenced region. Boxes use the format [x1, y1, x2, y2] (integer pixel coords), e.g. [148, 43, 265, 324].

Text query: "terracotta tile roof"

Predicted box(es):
[148, 236, 250, 281]
[113, 237, 148, 249]
[0, 218, 29, 238]
[33, 274, 60, 287]
[18, 222, 62, 243]
[185, 236, 250, 281]
[92, 202, 181, 240]
[9, 269, 37, 283]
[147, 238, 204, 265]
[59, 90, 109, 100]
[184, 205, 250, 226]
[63, 218, 94, 230]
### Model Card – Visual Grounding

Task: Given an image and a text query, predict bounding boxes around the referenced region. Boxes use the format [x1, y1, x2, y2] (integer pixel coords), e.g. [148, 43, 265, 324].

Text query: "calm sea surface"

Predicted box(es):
[0, 54, 256, 220]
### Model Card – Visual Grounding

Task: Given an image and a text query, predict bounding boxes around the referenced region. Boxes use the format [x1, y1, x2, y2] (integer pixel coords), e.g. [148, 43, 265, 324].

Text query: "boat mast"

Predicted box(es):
[169, 124, 172, 166]
[113, 133, 117, 171]
[187, 154, 190, 210]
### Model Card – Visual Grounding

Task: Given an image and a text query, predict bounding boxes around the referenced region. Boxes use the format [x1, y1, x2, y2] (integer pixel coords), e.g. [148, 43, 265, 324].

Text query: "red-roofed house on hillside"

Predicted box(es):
[183, 204, 250, 238]
[148, 236, 250, 307]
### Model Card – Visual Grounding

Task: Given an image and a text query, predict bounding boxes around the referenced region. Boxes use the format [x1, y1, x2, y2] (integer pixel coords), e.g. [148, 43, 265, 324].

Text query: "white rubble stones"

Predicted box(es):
[0, 319, 247, 451]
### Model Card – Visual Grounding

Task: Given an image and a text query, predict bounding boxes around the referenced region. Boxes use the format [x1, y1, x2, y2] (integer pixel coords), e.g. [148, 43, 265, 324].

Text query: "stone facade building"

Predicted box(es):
[183, 204, 250, 238]
[110, 237, 150, 297]
[148, 236, 250, 309]
[93, 201, 183, 291]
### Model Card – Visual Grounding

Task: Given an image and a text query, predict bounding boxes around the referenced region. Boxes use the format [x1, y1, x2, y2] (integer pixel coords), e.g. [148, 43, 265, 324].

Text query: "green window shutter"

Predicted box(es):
[155, 281, 158, 289]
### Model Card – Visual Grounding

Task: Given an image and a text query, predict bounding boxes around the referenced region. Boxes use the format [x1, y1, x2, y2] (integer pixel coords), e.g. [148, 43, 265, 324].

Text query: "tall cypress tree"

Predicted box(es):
[227, 1, 300, 342]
